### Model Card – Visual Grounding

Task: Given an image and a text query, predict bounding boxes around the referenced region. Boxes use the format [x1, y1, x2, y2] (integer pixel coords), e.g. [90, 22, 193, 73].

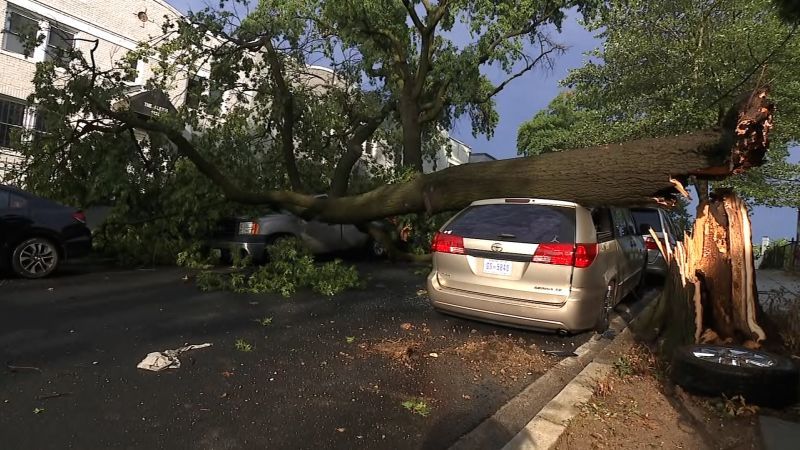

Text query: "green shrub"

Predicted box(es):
[310, 260, 361, 296]
[192, 238, 361, 297]
[176, 242, 219, 269]
[195, 270, 228, 292]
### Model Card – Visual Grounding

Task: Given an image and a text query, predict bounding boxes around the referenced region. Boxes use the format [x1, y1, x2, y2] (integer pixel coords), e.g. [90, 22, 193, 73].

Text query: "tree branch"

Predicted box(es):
[86, 96, 315, 213]
[708, 24, 798, 108]
[418, 79, 451, 122]
[477, 13, 552, 65]
[401, 0, 425, 33]
[329, 105, 392, 196]
[479, 44, 563, 103]
[263, 38, 303, 191]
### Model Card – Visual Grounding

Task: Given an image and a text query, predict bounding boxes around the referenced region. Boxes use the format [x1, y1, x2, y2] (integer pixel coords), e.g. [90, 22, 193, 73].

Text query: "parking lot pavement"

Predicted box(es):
[0, 262, 594, 450]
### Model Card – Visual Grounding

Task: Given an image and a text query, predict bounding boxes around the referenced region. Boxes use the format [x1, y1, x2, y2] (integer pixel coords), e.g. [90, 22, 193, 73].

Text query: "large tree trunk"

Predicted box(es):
[651, 190, 767, 351]
[399, 97, 424, 172]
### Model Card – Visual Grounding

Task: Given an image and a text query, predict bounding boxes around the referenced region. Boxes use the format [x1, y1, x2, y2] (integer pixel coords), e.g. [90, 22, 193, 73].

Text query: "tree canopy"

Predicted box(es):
[517, 0, 800, 207]
[15, 0, 597, 193]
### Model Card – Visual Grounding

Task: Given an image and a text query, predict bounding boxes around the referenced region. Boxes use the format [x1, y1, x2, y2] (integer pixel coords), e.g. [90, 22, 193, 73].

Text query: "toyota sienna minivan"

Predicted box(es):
[426, 198, 646, 333]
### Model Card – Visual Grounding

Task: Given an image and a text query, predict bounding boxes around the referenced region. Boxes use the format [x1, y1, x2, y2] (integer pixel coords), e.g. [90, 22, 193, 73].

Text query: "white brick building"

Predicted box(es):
[0, 0, 189, 178]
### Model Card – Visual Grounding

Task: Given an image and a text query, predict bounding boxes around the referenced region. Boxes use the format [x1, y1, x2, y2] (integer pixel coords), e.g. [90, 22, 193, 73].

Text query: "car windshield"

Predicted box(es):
[444, 204, 576, 244]
[631, 209, 662, 233]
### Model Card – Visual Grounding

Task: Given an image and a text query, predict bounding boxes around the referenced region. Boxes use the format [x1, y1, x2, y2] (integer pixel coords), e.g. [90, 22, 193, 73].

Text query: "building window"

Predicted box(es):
[3, 11, 40, 56]
[185, 75, 222, 112]
[0, 98, 26, 148]
[44, 26, 74, 63]
[185, 75, 206, 109]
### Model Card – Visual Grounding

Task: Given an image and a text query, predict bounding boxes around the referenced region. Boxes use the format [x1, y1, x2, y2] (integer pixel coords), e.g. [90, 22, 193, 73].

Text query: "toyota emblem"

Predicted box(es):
[491, 243, 503, 252]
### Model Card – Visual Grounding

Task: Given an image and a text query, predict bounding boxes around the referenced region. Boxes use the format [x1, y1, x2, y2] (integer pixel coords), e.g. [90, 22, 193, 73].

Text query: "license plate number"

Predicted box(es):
[483, 259, 513, 276]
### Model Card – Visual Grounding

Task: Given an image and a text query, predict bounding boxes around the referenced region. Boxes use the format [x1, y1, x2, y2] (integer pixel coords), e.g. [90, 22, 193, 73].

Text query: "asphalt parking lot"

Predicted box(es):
[0, 262, 596, 449]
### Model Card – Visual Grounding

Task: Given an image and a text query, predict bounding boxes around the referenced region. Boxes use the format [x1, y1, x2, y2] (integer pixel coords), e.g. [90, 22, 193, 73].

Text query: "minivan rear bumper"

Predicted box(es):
[426, 271, 604, 333]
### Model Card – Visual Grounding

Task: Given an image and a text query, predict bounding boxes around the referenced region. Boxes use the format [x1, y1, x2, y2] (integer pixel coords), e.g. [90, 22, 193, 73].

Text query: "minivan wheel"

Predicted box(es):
[594, 283, 615, 333]
[12, 237, 60, 279]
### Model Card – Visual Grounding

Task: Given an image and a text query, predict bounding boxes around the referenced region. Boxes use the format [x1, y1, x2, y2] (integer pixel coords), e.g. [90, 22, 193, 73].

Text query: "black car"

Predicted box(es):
[0, 185, 92, 278]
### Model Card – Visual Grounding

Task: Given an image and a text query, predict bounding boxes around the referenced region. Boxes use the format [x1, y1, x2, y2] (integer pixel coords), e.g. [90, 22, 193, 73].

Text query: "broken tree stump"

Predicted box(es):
[654, 190, 767, 353]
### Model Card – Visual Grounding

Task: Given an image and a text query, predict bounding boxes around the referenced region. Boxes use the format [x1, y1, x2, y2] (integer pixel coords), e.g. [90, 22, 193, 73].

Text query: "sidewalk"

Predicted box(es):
[758, 270, 800, 313]
[758, 270, 800, 296]
[504, 288, 798, 450]
[552, 341, 764, 450]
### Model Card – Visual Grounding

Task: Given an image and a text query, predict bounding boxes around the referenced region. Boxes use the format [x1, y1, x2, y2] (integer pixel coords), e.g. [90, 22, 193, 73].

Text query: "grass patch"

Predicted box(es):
[235, 339, 254, 352]
[402, 397, 432, 417]
[254, 316, 273, 327]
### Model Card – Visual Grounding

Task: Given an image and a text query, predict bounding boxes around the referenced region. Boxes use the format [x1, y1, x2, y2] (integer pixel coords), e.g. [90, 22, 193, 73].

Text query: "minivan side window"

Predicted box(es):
[610, 208, 630, 237]
[0, 190, 9, 209]
[622, 210, 638, 236]
[591, 208, 614, 243]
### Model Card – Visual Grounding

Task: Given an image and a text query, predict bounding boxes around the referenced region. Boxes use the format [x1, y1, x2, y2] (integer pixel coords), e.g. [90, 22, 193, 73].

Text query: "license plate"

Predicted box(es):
[483, 259, 513, 276]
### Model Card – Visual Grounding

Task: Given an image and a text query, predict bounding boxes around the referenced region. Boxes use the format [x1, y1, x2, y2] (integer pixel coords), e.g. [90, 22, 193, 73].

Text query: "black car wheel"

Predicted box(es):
[594, 282, 615, 333]
[368, 239, 387, 259]
[12, 237, 60, 279]
[671, 345, 799, 407]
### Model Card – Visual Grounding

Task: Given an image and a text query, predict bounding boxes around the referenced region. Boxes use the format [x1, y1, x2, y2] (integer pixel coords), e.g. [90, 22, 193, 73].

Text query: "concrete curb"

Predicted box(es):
[448, 289, 659, 450]
[500, 295, 658, 450]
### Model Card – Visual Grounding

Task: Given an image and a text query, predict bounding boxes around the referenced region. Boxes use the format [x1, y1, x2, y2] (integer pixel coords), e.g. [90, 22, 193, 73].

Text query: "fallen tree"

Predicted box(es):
[104, 90, 773, 226]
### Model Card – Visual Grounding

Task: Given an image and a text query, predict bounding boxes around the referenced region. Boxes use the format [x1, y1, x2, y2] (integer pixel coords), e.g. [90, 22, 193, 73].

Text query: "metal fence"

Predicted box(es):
[760, 240, 800, 271]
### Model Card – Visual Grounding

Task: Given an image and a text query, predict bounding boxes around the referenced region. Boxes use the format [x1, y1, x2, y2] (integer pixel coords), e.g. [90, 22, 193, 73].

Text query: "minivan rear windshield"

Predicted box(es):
[445, 204, 576, 244]
[631, 209, 662, 232]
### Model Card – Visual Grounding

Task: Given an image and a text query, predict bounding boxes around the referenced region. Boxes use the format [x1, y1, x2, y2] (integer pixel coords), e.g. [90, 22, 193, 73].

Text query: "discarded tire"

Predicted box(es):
[671, 345, 799, 408]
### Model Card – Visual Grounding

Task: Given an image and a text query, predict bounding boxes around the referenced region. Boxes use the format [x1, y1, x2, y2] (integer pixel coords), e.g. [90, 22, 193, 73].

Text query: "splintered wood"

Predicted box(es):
[658, 191, 766, 346]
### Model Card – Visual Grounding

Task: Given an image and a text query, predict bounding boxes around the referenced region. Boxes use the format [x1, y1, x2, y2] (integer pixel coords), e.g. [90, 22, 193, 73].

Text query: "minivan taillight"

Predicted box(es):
[644, 236, 660, 250]
[72, 210, 86, 224]
[431, 232, 465, 255]
[532, 243, 598, 268]
[573, 243, 598, 268]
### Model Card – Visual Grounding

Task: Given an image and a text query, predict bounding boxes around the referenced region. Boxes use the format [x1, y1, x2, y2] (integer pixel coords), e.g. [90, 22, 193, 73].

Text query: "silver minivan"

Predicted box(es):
[426, 198, 646, 333]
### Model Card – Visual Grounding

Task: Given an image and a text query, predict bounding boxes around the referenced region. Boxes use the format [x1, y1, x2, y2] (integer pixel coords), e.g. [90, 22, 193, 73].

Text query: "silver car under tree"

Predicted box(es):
[426, 198, 646, 334]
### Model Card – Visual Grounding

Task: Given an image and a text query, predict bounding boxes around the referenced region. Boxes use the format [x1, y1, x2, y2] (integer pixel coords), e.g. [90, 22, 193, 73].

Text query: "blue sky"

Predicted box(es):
[170, 1, 798, 242]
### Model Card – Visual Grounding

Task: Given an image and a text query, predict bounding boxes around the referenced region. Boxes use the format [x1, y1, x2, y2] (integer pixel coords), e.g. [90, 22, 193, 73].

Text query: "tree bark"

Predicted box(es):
[399, 96, 424, 172]
[263, 39, 303, 191]
[651, 190, 767, 351]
